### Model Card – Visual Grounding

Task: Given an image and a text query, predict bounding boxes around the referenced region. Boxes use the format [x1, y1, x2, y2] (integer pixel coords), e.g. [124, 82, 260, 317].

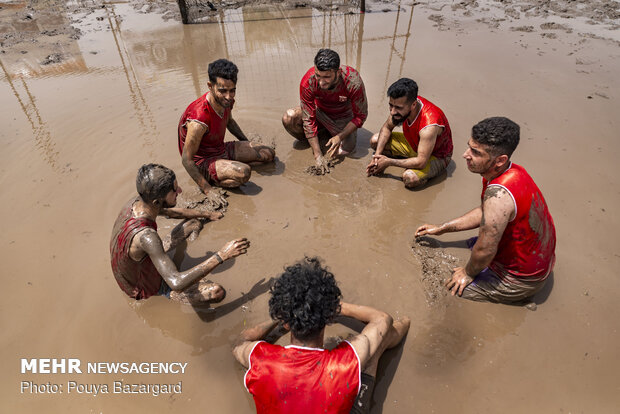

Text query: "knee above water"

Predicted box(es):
[402, 171, 421, 188]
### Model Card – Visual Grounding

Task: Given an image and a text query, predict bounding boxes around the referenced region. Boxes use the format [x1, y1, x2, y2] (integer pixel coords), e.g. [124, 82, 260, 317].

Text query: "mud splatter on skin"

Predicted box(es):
[412, 237, 459, 306]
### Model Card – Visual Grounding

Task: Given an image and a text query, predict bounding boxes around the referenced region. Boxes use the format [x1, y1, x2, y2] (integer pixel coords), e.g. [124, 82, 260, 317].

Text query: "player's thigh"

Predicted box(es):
[213, 158, 250, 181]
[233, 141, 273, 163]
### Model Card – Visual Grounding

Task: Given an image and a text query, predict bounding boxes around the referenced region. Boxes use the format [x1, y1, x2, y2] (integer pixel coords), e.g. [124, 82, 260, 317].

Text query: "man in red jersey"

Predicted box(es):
[178, 59, 275, 201]
[366, 78, 453, 188]
[110, 164, 250, 304]
[415, 117, 556, 304]
[282, 49, 368, 174]
[232, 257, 410, 413]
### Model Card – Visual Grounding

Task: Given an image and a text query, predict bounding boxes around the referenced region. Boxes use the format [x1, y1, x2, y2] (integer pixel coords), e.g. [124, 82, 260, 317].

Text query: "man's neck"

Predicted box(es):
[290, 333, 324, 349]
[483, 161, 511, 182]
[406, 100, 421, 124]
[207, 92, 224, 116]
[133, 198, 159, 221]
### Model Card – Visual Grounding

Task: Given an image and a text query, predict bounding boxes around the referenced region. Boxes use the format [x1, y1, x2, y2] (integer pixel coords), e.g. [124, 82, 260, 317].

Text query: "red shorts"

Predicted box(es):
[196, 142, 236, 183]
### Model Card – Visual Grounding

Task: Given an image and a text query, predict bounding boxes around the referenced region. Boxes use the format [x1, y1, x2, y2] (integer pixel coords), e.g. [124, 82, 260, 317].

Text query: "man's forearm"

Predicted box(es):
[337, 121, 358, 141]
[340, 302, 390, 325]
[227, 119, 248, 141]
[182, 157, 211, 193]
[307, 136, 323, 158]
[375, 125, 393, 155]
[465, 242, 497, 277]
[392, 156, 429, 170]
[439, 207, 483, 233]
[238, 320, 279, 342]
[160, 208, 201, 219]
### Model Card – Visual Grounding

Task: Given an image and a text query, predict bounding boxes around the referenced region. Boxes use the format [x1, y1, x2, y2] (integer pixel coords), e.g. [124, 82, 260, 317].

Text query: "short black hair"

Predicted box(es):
[208, 59, 238, 84]
[471, 117, 520, 158]
[314, 49, 340, 71]
[387, 78, 418, 103]
[136, 164, 176, 203]
[269, 257, 342, 341]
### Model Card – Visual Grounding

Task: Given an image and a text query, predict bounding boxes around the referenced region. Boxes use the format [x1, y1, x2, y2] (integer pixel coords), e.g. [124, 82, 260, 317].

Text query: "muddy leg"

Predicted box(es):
[282, 106, 305, 140]
[169, 280, 225, 305]
[214, 159, 251, 188]
[234, 141, 275, 163]
[162, 219, 203, 252]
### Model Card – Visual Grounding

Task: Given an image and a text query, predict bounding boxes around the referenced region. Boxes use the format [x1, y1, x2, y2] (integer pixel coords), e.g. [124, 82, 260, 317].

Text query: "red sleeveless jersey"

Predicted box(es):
[300, 65, 368, 139]
[245, 341, 361, 414]
[482, 163, 556, 279]
[402, 96, 453, 159]
[110, 198, 163, 299]
[178, 92, 231, 163]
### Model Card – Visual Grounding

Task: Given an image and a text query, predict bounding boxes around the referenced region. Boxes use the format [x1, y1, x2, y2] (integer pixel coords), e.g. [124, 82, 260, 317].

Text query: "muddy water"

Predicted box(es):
[2, 2, 620, 413]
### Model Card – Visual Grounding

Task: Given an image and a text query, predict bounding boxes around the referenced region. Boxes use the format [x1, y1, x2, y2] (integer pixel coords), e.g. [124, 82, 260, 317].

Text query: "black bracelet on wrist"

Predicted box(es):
[214, 252, 224, 264]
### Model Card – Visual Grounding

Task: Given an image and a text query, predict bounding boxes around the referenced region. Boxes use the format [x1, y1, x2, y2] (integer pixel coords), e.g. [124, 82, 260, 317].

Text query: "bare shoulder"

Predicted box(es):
[347, 333, 371, 364]
[137, 227, 164, 253]
[484, 184, 510, 200]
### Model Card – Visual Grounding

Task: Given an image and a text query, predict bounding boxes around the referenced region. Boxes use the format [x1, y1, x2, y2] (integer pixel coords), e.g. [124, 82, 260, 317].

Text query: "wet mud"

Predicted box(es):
[2, 0, 620, 413]
[411, 237, 459, 307]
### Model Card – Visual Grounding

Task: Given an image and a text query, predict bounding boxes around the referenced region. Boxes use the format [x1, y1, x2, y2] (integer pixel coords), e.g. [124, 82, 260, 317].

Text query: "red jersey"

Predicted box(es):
[245, 341, 361, 414]
[481, 163, 556, 279]
[300, 66, 368, 139]
[110, 198, 163, 299]
[402, 96, 453, 159]
[178, 92, 231, 163]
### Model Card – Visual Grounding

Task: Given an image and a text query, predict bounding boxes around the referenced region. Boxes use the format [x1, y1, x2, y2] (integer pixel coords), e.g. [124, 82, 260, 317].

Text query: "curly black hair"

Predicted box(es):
[387, 77, 418, 103]
[208, 58, 238, 84]
[269, 257, 342, 341]
[314, 49, 340, 71]
[136, 164, 176, 203]
[471, 116, 520, 158]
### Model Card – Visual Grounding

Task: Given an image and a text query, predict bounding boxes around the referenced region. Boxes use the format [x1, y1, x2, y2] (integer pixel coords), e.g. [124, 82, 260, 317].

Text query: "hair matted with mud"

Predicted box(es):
[136, 164, 176, 204]
[269, 257, 342, 341]
[314, 48, 340, 71]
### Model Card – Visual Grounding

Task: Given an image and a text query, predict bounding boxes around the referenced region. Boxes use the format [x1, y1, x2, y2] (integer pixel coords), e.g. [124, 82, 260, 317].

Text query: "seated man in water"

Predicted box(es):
[110, 164, 250, 304]
[415, 117, 556, 304]
[178, 59, 275, 201]
[282, 48, 368, 174]
[232, 257, 410, 413]
[366, 78, 453, 188]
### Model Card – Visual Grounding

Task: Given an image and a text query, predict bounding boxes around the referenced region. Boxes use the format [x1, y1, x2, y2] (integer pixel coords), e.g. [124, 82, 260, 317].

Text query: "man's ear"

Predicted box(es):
[207, 81, 213, 90]
[495, 154, 509, 169]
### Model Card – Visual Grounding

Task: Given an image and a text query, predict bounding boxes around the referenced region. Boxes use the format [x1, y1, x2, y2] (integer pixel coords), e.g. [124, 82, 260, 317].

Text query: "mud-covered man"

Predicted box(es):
[110, 164, 250, 304]
[233, 257, 410, 413]
[282, 49, 368, 174]
[178, 59, 275, 201]
[415, 117, 556, 304]
[366, 78, 453, 188]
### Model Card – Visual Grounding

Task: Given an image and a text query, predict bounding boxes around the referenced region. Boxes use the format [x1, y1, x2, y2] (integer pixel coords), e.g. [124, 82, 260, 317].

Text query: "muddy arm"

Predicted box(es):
[340, 302, 392, 368]
[227, 114, 248, 141]
[139, 228, 221, 291]
[232, 320, 279, 368]
[390, 125, 441, 170]
[465, 186, 513, 276]
[182, 121, 213, 194]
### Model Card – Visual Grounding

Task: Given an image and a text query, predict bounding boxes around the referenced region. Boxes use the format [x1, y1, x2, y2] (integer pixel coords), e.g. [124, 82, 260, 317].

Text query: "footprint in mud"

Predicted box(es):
[411, 236, 459, 306]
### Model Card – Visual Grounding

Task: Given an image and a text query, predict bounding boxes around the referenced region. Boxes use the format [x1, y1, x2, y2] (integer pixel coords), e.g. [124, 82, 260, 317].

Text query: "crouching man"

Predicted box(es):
[232, 257, 410, 413]
[110, 164, 249, 304]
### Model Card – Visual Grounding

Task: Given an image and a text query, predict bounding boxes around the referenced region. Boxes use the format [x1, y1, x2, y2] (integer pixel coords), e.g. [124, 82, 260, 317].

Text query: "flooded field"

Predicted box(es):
[1, 0, 619, 412]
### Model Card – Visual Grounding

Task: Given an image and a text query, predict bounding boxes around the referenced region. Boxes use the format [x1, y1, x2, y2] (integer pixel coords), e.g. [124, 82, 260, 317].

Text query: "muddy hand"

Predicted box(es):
[218, 238, 250, 260]
[445, 267, 473, 296]
[206, 211, 224, 221]
[315, 155, 330, 175]
[325, 135, 341, 159]
[205, 190, 229, 209]
[415, 223, 443, 237]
